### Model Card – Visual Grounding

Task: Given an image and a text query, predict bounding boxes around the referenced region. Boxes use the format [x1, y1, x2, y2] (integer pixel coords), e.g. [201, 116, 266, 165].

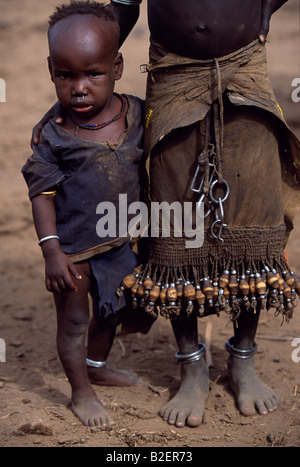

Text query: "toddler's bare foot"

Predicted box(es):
[228, 356, 279, 416]
[88, 365, 143, 387]
[72, 388, 114, 427]
[159, 359, 209, 428]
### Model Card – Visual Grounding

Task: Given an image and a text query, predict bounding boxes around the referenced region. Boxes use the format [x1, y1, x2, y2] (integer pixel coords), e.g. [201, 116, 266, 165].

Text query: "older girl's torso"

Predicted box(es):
[148, 0, 262, 59]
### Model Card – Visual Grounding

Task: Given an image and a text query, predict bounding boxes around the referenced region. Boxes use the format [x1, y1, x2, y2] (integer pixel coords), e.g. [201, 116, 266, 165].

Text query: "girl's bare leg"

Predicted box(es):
[159, 312, 209, 428]
[227, 306, 279, 416]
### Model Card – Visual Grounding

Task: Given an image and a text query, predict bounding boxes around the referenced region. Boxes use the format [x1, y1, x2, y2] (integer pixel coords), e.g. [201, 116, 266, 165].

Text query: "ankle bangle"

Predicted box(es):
[225, 336, 257, 359]
[175, 343, 206, 364]
[86, 358, 107, 368]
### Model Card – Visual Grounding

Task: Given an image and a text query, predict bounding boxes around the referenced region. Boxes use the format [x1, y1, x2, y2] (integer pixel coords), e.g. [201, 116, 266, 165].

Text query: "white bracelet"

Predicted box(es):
[38, 235, 60, 246]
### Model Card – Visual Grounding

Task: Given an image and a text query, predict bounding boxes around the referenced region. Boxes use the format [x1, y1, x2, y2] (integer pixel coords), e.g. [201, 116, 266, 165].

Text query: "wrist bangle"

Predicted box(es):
[111, 0, 142, 5]
[38, 235, 60, 246]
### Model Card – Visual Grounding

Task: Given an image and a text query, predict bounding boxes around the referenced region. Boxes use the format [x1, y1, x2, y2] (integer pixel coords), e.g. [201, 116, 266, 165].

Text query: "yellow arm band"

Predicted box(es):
[39, 190, 57, 196]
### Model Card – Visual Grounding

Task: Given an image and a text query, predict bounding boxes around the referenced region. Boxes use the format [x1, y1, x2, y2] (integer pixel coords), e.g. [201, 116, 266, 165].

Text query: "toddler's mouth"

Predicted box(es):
[72, 101, 93, 113]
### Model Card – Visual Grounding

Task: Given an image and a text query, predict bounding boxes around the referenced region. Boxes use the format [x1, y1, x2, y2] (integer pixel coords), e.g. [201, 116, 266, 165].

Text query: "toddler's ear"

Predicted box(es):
[114, 52, 124, 81]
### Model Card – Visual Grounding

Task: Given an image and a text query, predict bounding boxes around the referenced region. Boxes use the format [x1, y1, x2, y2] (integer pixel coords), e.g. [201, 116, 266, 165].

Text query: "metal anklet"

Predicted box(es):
[175, 343, 206, 364]
[86, 358, 107, 368]
[225, 336, 257, 360]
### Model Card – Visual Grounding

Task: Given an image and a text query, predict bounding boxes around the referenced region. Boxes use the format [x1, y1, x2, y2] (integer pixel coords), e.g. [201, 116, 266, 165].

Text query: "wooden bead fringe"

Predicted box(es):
[117, 263, 300, 322]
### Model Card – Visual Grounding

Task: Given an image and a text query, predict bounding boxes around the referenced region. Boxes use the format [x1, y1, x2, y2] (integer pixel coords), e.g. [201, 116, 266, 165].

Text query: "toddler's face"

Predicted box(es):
[48, 15, 123, 123]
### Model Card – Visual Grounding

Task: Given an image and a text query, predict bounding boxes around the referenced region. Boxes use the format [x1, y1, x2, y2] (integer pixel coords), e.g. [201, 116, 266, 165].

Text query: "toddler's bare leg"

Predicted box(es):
[87, 314, 143, 387]
[54, 262, 113, 427]
[227, 306, 279, 416]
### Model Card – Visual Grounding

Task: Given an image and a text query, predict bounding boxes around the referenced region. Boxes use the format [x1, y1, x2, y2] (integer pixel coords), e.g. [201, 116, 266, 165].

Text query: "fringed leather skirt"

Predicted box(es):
[118, 40, 300, 323]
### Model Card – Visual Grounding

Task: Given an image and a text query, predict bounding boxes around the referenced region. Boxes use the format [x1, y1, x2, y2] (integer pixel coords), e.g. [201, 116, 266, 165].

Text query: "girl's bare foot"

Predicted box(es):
[159, 358, 209, 428]
[227, 356, 279, 416]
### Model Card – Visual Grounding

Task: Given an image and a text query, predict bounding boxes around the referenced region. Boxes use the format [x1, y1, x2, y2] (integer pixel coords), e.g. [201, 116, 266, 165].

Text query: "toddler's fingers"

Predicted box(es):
[69, 262, 83, 282]
[46, 277, 63, 294]
[57, 276, 75, 294]
[45, 277, 53, 293]
[57, 272, 78, 293]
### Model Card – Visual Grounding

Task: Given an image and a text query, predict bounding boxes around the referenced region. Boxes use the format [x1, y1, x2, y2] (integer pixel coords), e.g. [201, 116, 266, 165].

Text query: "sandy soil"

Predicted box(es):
[0, 0, 300, 448]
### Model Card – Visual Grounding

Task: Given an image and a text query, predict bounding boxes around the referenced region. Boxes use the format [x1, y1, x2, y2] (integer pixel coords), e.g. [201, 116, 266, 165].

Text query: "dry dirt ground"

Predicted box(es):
[0, 0, 300, 448]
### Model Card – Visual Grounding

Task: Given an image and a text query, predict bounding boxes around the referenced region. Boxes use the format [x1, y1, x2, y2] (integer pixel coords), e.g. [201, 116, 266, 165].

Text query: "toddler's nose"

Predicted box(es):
[71, 79, 88, 97]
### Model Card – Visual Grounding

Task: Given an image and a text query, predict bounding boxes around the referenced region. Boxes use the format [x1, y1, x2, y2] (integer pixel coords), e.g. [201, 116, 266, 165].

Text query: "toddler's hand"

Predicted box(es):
[44, 250, 82, 293]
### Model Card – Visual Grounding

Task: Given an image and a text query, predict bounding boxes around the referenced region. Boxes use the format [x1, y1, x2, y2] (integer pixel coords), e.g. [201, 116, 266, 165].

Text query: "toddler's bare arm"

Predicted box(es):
[32, 194, 81, 293]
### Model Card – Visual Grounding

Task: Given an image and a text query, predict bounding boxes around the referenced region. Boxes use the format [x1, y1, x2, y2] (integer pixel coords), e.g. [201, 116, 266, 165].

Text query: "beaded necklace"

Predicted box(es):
[70, 93, 126, 136]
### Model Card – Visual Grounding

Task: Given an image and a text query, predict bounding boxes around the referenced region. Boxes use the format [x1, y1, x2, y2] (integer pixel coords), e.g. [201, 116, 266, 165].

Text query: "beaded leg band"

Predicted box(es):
[225, 336, 257, 359]
[175, 343, 206, 364]
[86, 358, 107, 368]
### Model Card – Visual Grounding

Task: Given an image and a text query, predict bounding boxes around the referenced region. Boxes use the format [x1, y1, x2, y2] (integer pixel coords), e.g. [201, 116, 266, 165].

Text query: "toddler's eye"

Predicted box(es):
[57, 72, 71, 80]
[88, 72, 103, 78]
